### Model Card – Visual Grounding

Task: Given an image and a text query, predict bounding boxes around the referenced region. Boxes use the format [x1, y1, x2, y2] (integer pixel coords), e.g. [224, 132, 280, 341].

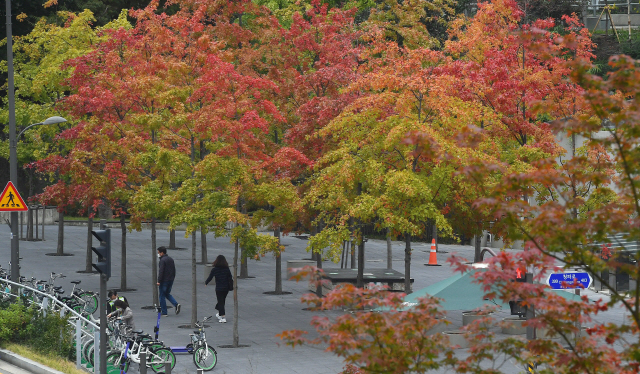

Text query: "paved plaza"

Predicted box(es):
[0, 224, 624, 374]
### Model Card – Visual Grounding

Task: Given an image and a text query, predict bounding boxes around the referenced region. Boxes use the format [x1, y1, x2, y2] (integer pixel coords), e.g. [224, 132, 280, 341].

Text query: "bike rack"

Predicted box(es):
[0, 278, 98, 373]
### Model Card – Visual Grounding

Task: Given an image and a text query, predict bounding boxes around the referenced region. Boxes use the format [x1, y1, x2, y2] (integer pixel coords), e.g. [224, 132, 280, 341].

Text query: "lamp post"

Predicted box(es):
[6, 0, 68, 281]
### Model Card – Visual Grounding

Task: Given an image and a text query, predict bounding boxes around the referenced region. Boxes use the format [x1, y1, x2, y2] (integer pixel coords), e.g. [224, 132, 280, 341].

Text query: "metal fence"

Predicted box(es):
[0, 278, 99, 373]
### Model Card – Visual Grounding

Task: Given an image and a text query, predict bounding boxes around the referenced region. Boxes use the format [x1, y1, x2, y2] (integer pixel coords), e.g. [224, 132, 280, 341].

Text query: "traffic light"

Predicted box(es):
[515, 266, 526, 282]
[509, 300, 527, 317]
[91, 229, 111, 280]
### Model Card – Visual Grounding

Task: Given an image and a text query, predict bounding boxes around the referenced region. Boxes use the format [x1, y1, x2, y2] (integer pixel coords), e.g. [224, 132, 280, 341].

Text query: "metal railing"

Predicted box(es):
[0, 278, 98, 373]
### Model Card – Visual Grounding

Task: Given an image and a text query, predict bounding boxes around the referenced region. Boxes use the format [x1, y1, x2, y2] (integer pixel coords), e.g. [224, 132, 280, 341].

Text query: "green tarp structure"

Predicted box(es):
[401, 269, 585, 311]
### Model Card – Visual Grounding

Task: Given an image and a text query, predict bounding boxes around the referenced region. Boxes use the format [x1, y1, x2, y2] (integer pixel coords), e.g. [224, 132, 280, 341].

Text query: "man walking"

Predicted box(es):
[157, 246, 181, 316]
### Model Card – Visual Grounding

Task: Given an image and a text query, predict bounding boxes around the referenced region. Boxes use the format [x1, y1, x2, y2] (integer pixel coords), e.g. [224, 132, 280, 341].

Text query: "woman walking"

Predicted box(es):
[205, 255, 233, 323]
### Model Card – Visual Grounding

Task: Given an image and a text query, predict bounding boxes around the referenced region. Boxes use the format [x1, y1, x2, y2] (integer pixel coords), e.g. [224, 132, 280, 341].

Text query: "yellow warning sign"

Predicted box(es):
[0, 182, 28, 211]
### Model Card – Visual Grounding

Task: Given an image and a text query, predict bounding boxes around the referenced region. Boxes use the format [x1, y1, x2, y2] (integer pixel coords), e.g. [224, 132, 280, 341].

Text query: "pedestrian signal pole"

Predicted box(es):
[92, 229, 111, 373]
[525, 272, 535, 340]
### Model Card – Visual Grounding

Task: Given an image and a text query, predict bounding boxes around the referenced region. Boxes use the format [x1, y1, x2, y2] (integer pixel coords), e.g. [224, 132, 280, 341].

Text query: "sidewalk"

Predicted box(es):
[0, 224, 626, 374]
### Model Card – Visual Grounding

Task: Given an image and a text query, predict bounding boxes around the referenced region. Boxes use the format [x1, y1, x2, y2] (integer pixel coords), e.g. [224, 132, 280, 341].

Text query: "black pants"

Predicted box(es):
[215, 290, 229, 316]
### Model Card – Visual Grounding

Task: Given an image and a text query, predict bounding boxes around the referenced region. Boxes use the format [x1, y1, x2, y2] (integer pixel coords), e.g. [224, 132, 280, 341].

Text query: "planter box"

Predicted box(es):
[501, 317, 527, 335]
[425, 317, 448, 335]
[444, 331, 470, 349]
[462, 311, 494, 328]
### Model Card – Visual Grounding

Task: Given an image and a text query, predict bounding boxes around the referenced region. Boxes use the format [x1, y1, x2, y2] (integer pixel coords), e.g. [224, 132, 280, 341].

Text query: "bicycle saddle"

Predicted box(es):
[54, 289, 65, 295]
[53, 286, 62, 290]
[37, 280, 47, 284]
[70, 280, 81, 284]
[193, 330, 200, 335]
[132, 329, 144, 334]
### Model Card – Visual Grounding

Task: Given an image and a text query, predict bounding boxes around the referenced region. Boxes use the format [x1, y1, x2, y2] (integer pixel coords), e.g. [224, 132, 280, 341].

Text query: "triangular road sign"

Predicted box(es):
[0, 182, 28, 211]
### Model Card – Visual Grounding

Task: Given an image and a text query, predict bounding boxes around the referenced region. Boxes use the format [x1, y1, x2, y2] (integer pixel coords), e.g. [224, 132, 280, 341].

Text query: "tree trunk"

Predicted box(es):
[85, 214, 93, 272]
[27, 209, 33, 240]
[35, 206, 39, 240]
[233, 236, 240, 347]
[120, 215, 127, 291]
[240, 202, 249, 278]
[275, 227, 282, 294]
[201, 228, 208, 264]
[169, 229, 176, 249]
[356, 236, 365, 288]
[386, 228, 392, 269]
[151, 219, 159, 306]
[350, 240, 356, 269]
[56, 210, 64, 255]
[404, 233, 411, 294]
[315, 241, 323, 297]
[41, 206, 44, 240]
[191, 231, 197, 328]
[605, 0, 609, 35]
[474, 223, 482, 263]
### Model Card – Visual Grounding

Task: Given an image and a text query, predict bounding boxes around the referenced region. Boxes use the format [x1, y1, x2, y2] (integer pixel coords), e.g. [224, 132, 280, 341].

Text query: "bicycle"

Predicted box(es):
[185, 316, 217, 371]
[105, 329, 176, 373]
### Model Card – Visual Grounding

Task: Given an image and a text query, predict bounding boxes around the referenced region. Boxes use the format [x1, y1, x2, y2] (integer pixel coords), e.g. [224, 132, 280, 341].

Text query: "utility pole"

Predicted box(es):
[6, 0, 20, 284]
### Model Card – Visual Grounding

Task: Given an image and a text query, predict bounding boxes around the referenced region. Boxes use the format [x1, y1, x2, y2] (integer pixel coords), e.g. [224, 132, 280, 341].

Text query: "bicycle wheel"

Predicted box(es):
[149, 347, 176, 373]
[193, 346, 217, 371]
[106, 351, 129, 374]
[82, 340, 94, 363]
[78, 292, 98, 314]
[71, 303, 84, 314]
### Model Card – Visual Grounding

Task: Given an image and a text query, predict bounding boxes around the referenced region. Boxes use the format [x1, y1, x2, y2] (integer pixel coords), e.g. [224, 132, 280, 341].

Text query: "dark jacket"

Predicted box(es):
[158, 255, 176, 283]
[205, 266, 233, 291]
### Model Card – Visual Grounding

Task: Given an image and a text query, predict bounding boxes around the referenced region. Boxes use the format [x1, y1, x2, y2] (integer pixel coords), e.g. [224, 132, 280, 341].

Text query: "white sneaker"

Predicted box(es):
[218, 318, 226, 323]
[216, 313, 221, 320]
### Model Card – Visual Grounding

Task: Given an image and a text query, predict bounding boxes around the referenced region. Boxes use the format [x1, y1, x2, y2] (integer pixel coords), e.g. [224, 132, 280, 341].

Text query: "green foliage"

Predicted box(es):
[0, 301, 74, 360]
[620, 31, 640, 59]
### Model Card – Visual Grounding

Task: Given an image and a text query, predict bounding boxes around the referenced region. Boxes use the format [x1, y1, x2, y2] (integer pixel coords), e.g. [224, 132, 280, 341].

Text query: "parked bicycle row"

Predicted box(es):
[0, 265, 99, 316]
[0, 266, 216, 372]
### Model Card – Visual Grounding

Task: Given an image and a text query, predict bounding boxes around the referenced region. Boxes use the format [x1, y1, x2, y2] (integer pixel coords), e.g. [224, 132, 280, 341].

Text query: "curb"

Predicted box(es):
[0, 348, 66, 374]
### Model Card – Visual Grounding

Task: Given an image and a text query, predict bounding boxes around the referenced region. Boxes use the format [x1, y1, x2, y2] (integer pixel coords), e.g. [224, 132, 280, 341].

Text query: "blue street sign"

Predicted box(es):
[547, 272, 592, 290]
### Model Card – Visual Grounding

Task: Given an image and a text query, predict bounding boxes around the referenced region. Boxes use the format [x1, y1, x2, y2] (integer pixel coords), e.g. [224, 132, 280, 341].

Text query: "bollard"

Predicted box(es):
[94, 331, 100, 371]
[164, 361, 172, 374]
[75, 319, 81, 369]
[139, 348, 147, 374]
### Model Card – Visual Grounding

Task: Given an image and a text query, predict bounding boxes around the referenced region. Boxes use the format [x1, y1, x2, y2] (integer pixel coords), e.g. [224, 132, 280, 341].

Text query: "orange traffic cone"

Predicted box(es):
[426, 239, 441, 266]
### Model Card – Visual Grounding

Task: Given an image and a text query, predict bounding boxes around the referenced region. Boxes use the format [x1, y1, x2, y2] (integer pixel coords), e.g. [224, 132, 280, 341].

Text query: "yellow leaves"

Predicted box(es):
[16, 13, 27, 22]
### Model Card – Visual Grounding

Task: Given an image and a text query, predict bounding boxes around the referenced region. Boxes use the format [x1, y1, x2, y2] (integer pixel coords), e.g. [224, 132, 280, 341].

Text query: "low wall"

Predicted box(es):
[0, 206, 58, 225]
[2, 210, 272, 233]
[586, 14, 640, 31]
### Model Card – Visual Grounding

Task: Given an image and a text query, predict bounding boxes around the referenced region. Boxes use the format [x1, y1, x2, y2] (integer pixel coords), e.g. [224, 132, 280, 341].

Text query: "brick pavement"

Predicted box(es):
[0, 224, 626, 374]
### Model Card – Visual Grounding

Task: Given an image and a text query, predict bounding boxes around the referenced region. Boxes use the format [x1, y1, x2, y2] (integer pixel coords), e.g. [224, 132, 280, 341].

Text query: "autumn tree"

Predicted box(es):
[280, 10, 640, 374]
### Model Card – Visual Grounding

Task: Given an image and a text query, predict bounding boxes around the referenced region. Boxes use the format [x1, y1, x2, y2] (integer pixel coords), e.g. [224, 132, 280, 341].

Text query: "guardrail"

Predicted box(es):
[0, 278, 99, 373]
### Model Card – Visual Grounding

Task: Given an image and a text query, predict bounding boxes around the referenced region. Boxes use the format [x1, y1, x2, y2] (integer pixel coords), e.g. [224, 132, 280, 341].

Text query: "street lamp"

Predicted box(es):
[9, 116, 67, 281]
[6, 0, 68, 281]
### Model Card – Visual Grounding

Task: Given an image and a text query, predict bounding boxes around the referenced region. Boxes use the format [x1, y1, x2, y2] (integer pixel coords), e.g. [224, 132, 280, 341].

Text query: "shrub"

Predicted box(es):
[0, 301, 75, 361]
